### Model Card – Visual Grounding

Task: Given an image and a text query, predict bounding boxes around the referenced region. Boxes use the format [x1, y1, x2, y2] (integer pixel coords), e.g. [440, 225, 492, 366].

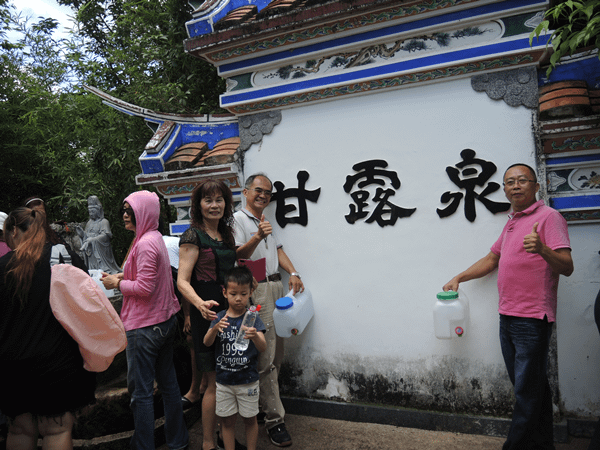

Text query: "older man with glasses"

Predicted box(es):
[443, 163, 573, 450]
[233, 173, 304, 448]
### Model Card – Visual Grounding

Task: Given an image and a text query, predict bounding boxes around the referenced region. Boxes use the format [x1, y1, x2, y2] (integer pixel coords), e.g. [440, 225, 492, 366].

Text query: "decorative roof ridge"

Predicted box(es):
[185, 0, 419, 52]
[136, 161, 238, 182]
[83, 85, 237, 124]
[191, 0, 222, 15]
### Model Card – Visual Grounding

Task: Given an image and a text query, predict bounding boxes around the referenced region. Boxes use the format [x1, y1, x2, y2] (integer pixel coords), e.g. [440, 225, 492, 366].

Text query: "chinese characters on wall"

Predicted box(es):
[272, 170, 321, 227]
[271, 150, 510, 228]
[343, 159, 416, 226]
[436, 149, 510, 222]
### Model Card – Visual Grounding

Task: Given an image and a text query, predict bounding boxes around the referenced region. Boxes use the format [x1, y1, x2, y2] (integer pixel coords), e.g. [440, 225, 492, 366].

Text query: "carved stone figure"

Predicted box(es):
[77, 196, 121, 274]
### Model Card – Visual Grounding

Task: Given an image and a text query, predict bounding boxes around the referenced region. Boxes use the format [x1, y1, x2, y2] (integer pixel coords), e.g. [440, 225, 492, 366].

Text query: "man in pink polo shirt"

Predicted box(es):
[443, 163, 573, 450]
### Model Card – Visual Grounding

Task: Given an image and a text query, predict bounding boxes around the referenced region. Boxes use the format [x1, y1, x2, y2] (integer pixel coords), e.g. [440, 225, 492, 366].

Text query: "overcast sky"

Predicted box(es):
[13, 0, 75, 40]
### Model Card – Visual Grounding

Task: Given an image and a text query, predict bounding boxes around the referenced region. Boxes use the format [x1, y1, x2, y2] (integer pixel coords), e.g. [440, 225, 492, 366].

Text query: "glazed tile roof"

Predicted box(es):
[164, 137, 240, 171]
[214, 5, 257, 31]
[198, 137, 240, 167]
[205, 0, 340, 34]
[539, 80, 600, 120]
[258, 0, 308, 18]
[206, 0, 392, 32]
[185, 0, 410, 55]
[164, 142, 208, 171]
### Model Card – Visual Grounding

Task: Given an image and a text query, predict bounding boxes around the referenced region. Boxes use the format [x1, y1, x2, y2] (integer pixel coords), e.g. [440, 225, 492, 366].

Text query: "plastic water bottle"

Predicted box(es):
[89, 269, 115, 297]
[273, 289, 314, 338]
[233, 305, 261, 351]
[433, 290, 469, 339]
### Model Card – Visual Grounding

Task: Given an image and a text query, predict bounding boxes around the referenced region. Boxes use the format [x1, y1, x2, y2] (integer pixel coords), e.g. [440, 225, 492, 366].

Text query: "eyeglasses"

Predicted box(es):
[503, 178, 536, 187]
[249, 187, 272, 197]
[120, 207, 134, 217]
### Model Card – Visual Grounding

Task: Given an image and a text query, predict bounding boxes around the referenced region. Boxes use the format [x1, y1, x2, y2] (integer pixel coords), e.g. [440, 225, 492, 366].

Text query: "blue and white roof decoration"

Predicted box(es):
[84, 85, 246, 235]
[186, 0, 272, 37]
[535, 50, 600, 223]
[184, 0, 551, 114]
[84, 85, 240, 176]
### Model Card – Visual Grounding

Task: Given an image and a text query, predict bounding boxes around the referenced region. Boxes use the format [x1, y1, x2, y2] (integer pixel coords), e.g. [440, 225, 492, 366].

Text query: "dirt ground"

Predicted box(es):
[159, 413, 593, 450]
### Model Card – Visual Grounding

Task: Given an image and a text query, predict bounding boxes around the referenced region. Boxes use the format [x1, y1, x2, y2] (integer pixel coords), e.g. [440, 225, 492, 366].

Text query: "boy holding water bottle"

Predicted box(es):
[204, 266, 267, 450]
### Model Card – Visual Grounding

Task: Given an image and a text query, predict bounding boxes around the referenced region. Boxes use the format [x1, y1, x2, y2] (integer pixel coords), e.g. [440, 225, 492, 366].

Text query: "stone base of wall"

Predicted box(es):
[282, 397, 572, 443]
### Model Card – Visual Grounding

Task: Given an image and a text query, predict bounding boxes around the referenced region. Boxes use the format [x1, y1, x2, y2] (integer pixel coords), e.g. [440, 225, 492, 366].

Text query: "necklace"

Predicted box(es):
[203, 226, 220, 241]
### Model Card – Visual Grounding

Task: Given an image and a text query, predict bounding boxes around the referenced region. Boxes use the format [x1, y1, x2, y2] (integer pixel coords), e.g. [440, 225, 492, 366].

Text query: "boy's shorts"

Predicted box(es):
[216, 381, 260, 418]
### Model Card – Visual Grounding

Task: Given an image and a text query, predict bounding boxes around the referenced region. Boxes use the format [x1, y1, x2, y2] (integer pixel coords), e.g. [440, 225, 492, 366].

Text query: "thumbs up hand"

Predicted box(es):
[256, 214, 273, 239]
[523, 222, 542, 254]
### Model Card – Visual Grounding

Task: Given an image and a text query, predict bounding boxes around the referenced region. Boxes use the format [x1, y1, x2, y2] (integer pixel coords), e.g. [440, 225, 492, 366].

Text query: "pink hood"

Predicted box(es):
[125, 190, 160, 247]
[120, 190, 180, 331]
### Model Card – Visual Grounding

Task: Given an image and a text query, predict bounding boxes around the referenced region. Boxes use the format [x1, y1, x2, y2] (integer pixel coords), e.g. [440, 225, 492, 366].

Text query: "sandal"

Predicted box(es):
[181, 395, 199, 410]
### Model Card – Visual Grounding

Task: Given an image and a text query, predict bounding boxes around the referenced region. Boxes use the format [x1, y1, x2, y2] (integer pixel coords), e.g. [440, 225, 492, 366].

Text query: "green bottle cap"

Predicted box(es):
[437, 291, 459, 300]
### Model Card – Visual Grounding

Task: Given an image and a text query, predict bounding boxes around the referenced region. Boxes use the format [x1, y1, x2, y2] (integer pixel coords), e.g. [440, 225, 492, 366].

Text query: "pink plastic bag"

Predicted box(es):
[49, 246, 127, 372]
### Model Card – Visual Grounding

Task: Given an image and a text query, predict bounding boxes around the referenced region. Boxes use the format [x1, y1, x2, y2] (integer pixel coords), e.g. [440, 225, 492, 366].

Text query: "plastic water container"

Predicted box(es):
[273, 288, 314, 338]
[89, 269, 115, 298]
[433, 290, 469, 339]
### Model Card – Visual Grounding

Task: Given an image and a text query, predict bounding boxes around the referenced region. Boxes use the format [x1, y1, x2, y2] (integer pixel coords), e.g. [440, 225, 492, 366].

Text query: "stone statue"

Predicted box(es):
[77, 196, 121, 274]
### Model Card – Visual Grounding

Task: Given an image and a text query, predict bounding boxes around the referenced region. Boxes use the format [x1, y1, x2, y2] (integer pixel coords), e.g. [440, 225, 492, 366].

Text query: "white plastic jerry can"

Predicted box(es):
[273, 288, 314, 338]
[433, 290, 469, 339]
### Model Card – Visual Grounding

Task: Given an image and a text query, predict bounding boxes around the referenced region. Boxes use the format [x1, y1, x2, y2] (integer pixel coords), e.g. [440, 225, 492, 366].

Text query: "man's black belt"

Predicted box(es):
[259, 273, 282, 283]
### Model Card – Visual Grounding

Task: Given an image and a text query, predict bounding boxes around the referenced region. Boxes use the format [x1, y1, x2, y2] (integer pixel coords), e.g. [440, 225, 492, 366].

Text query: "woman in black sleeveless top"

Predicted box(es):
[177, 179, 236, 450]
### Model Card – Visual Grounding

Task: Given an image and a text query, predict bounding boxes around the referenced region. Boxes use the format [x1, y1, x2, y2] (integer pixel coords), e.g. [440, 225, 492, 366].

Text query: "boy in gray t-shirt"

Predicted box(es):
[204, 266, 266, 450]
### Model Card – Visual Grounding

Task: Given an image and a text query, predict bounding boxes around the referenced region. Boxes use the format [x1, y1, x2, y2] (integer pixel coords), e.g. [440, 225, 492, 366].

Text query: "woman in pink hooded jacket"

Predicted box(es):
[103, 190, 188, 450]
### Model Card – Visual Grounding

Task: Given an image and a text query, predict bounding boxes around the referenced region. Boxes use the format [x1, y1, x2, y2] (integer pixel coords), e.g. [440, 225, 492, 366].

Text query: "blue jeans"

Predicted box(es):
[126, 316, 189, 450]
[499, 314, 555, 450]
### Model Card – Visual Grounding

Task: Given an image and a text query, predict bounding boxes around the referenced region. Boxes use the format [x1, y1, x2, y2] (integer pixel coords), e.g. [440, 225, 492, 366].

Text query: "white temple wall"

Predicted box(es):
[557, 224, 600, 416]
[238, 77, 598, 416]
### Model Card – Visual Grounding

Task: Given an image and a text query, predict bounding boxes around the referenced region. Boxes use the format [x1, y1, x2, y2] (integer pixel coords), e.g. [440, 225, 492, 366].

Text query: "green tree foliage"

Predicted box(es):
[0, 10, 141, 260]
[530, 0, 600, 76]
[0, 0, 14, 50]
[61, 0, 224, 113]
[1, 10, 76, 213]
[0, 0, 224, 261]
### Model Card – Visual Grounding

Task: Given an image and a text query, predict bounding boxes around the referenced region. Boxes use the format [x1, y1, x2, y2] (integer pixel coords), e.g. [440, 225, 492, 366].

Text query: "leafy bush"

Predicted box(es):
[530, 0, 600, 76]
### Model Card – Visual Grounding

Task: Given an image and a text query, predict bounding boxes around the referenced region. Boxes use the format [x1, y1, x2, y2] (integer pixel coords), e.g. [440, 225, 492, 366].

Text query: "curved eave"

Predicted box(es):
[84, 85, 236, 124]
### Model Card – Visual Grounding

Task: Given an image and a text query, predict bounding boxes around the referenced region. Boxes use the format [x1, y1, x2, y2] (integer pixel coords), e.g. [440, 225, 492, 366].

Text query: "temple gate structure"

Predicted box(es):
[90, 0, 600, 439]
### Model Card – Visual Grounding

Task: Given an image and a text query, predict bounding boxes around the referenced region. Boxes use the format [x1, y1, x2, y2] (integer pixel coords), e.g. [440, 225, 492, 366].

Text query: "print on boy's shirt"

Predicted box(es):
[217, 357, 250, 371]
[210, 310, 266, 385]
